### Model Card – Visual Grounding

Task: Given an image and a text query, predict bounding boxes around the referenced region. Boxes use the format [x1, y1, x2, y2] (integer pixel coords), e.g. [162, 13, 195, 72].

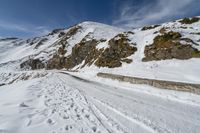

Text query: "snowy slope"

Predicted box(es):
[0, 18, 199, 83]
[0, 22, 123, 69]
[0, 17, 200, 133]
[0, 71, 200, 133]
[75, 18, 200, 83]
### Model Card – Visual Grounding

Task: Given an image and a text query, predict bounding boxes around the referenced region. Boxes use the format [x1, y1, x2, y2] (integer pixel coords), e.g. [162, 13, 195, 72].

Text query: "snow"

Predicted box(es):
[0, 34, 60, 64]
[0, 19, 200, 133]
[1, 71, 200, 133]
[68, 19, 200, 84]
[96, 41, 109, 49]
[78, 21, 124, 40]
[65, 21, 124, 56]
[0, 20, 199, 84]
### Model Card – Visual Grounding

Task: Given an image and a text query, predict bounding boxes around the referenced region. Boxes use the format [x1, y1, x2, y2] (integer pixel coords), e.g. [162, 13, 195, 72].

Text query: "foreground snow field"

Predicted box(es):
[0, 71, 200, 133]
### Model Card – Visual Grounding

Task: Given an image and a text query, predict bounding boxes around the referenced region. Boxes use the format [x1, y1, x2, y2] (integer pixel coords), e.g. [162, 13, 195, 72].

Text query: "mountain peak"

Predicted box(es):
[0, 16, 200, 84]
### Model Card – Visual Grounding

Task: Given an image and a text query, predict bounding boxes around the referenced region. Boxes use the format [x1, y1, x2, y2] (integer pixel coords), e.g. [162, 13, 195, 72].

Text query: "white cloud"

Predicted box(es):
[0, 21, 29, 32]
[0, 21, 50, 37]
[35, 26, 51, 36]
[113, 0, 199, 28]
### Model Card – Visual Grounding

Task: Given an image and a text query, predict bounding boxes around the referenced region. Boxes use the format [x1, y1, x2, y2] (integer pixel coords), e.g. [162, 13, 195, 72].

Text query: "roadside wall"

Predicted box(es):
[97, 73, 200, 95]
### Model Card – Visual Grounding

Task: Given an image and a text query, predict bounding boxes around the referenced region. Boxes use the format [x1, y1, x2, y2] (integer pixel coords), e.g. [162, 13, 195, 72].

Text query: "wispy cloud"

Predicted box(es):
[0, 21, 29, 32]
[113, 0, 200, 28]
[0, 21, 50, 37]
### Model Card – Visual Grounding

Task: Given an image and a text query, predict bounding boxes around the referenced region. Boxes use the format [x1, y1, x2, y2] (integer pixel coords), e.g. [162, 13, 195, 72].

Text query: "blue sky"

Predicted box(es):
[0, 0, 200, 38]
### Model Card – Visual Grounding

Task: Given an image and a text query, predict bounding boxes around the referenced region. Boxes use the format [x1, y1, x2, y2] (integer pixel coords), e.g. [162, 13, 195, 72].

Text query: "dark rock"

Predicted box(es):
[190, 32, 200, 35]
[180, 38, 199, 46]
[142, 31, 200, 61]
[20, 59, 45, 70]
[121, 58, 133, 63]
[47, 54, 66, 69]
[64, 39, 99, 69]
[58, 32, 65, 37]
[35, 38, 48, 49]
[159, 27, 168, 34]
[95, 34, 137, 68]
[19, 102, 29, 107]
[0, 37, 18, 41]
[180, 26, 187, 29]
[0, 83, 5, 86]
[48, 29, 64, 36]
[46, 44, 67, 69]
[179, 17, 200, 24]
[65, 26, 82, 39]
[47, 33, 137, 69]
[141, 25, 160, 31]
[126, 31, 135, 34]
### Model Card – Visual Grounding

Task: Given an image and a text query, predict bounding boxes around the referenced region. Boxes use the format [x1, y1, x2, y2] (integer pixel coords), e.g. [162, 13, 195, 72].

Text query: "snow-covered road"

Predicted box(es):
[0, 72, 200, 133]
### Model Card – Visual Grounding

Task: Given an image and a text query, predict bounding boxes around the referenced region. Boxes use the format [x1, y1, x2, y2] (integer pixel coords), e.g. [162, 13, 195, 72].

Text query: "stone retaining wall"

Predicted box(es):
[97, 73, 200, 94]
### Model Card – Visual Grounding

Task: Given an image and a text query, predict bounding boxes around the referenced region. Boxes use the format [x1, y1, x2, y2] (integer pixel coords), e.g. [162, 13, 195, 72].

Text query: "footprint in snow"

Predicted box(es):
[19, 102, 29, 107]
[65, 125, 73, 131]
[47, 119, 56, 125]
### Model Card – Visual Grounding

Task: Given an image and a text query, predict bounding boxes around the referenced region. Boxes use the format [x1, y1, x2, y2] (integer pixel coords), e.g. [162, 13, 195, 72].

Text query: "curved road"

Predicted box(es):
[59, 72, 200, 133]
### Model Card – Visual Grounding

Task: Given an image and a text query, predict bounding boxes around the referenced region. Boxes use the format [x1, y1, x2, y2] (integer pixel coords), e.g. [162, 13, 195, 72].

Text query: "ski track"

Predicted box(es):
[0, 72, 200, 133]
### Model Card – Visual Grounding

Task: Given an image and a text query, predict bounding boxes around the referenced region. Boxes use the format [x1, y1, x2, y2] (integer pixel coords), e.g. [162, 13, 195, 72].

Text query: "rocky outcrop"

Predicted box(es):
[45, 32, 137, 69]
[20, 25, 83, 70]
[142, 31, 200, 61]
[48, 29, 64, 36]
[18, 18, 200, 70]
[95, 34, 137, 68]
[141, 25, 160, 31]
[64, 25, 82, 40]
[20, 59, 45, 70]
[179, 17, 200, 24]
[64, 39, 99, 69]
[21, 31, 138, 70]
[35, 38, 48, 49]
[46, 44, 67, 69]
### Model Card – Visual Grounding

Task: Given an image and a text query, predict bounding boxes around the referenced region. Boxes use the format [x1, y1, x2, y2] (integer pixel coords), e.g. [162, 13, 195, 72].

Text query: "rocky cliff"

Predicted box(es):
[0, 17, 200, 72]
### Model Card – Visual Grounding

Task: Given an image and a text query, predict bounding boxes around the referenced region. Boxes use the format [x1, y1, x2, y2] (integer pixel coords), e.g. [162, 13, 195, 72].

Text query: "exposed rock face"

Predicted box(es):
[47, 44, 67, 69]
[46, 33, 137, 69]
[141, 25, 160, 31]
[18, 18, 200, 70]
[143, 31, 200, 61]
[20, 31, 138, 70]
[179, 17, 200, 24]
[65, 39, 99, 69]
[46, 32, 138, 69]
[20, 59, 45, 70]
[48, 29, 64, 36]
[47, 55, 66, 69]
[20, 25, 83, 70]
[65, 26, 82, 40]
[95, 34, 137, 68]
[35, 38, 48, 49]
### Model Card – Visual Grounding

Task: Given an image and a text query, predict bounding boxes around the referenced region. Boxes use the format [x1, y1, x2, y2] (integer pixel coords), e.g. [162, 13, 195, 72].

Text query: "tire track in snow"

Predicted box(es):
[59, 74, 132, 133]
[90, 97, 164, 133]
[59, 72, 173, 133]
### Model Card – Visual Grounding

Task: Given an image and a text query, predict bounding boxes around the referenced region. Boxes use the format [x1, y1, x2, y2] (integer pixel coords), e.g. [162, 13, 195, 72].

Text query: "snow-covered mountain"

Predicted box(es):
[1, 17, 200, 83]
[1, 17, 200, 133]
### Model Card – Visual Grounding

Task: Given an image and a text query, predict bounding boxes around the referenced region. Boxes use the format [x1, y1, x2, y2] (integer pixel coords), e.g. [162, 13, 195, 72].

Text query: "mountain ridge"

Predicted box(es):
[0, 16, 200, 83]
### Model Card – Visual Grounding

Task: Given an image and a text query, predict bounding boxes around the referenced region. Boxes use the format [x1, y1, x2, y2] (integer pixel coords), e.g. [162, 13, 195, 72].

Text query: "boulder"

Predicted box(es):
[142, 31, 200, 61]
